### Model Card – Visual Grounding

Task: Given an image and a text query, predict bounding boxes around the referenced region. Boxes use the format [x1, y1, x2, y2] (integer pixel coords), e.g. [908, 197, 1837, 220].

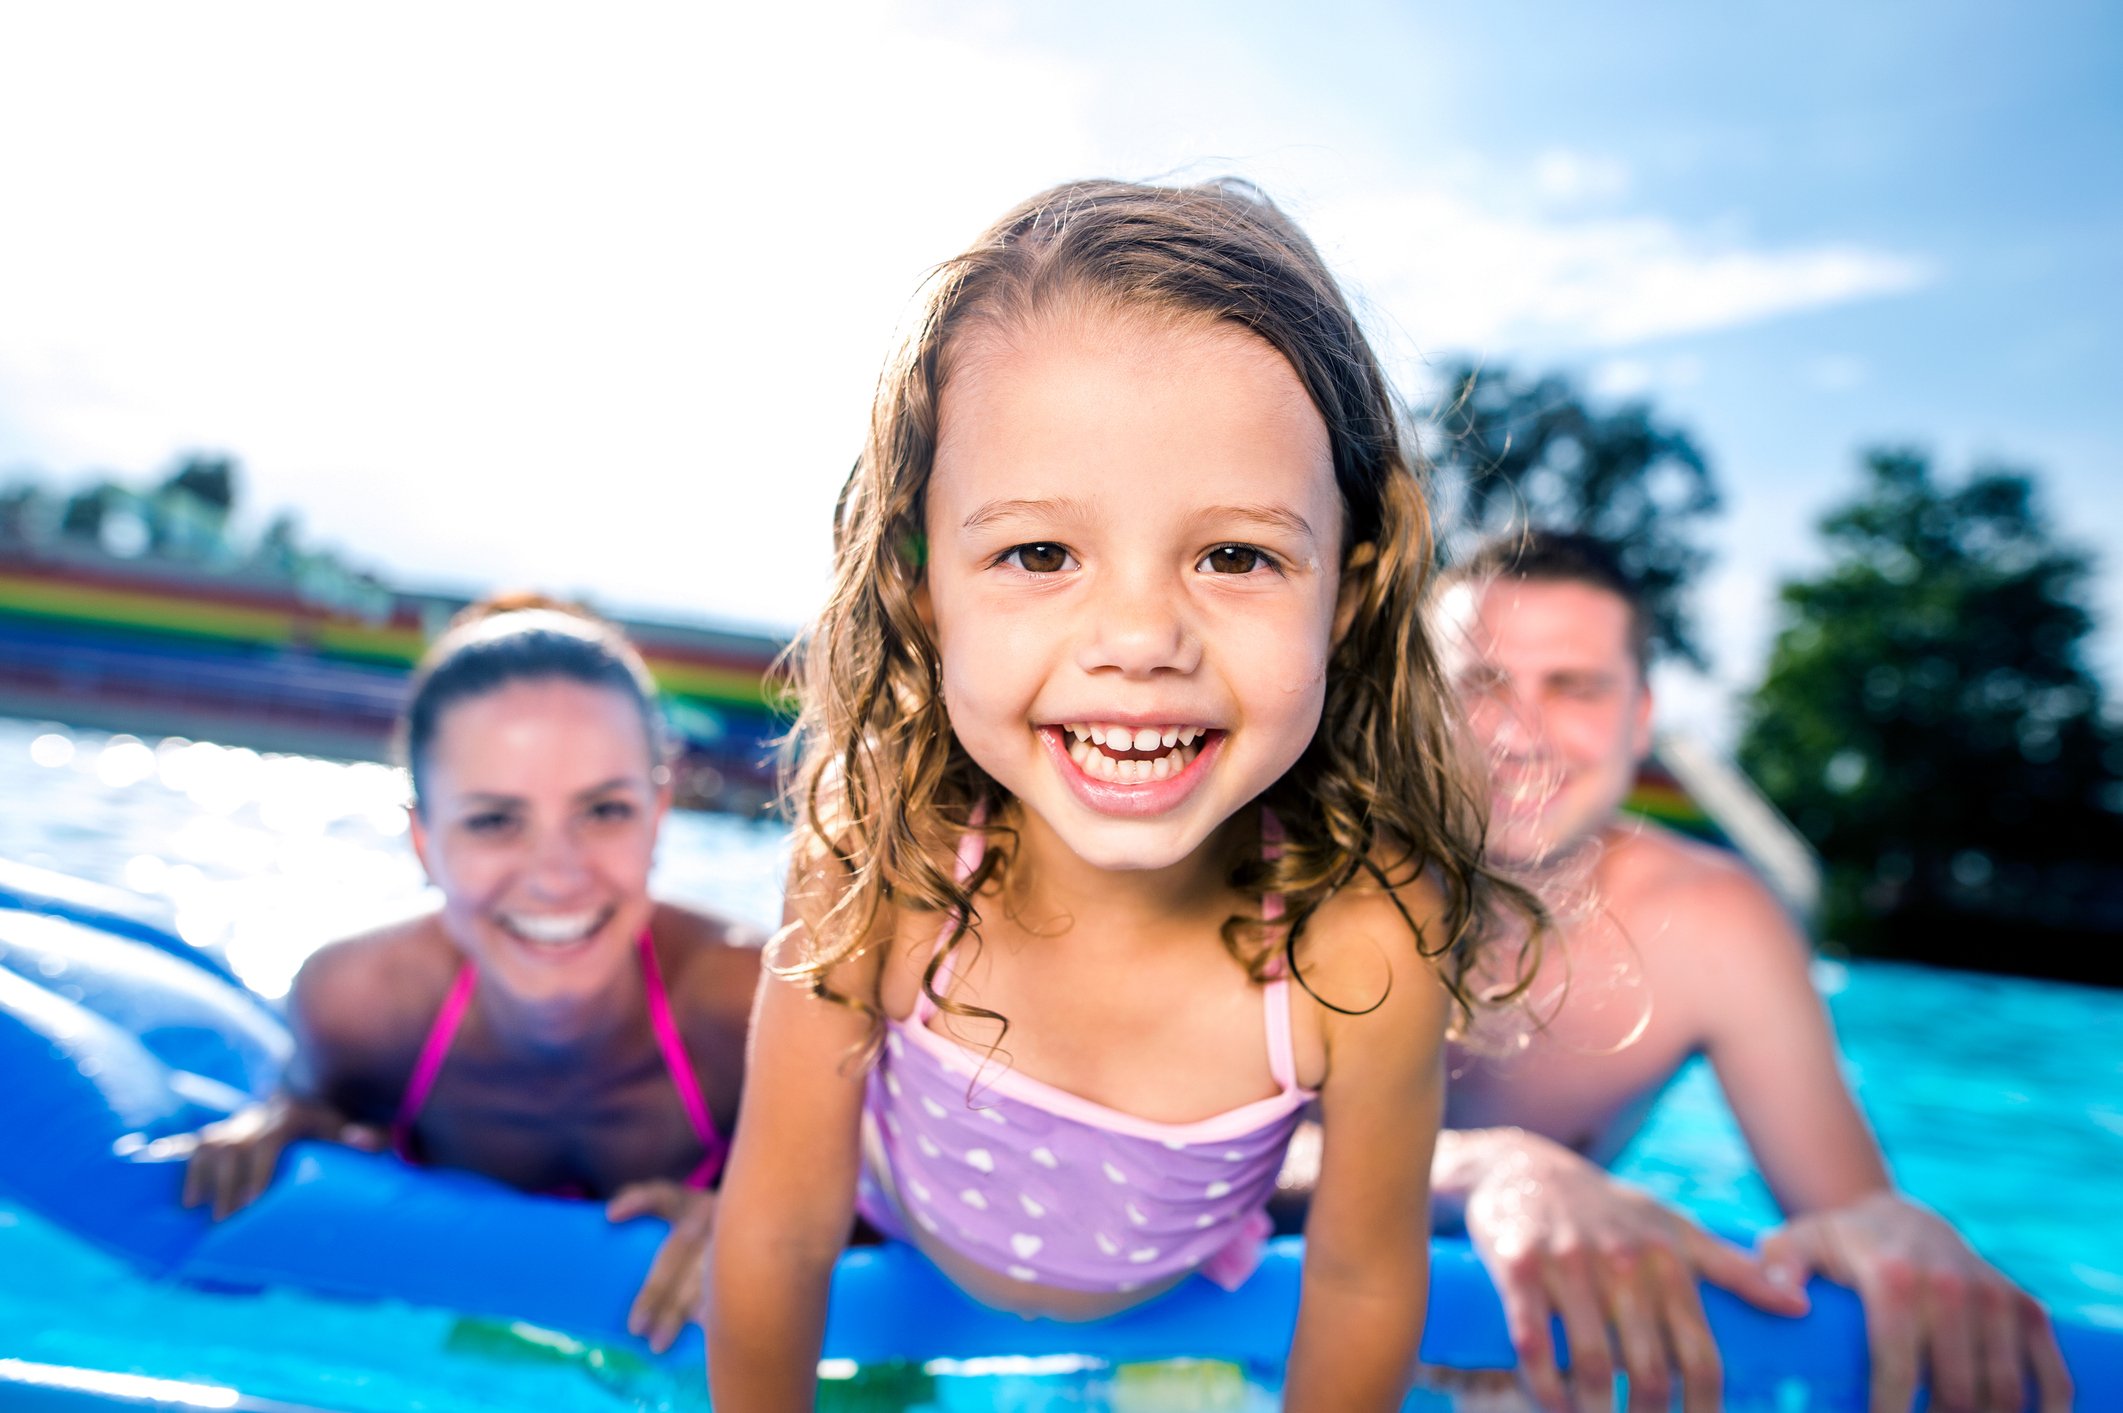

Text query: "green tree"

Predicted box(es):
[1427, 360, 1720, 665]
[58, 481, 117, 541]
[1739, 449, 2123, 983]
[152, 454, 240, 560]
[160, 454, 237, 515]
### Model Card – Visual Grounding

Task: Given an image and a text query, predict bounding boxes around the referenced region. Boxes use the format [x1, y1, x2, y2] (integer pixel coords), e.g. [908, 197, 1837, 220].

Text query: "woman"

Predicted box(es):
[182, 596, 760, 1352]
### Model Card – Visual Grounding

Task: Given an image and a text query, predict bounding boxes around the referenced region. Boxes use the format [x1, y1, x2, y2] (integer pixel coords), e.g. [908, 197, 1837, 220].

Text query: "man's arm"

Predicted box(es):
[1680, 865, 1885, 1212]
[1687, 867, 2072, 1412]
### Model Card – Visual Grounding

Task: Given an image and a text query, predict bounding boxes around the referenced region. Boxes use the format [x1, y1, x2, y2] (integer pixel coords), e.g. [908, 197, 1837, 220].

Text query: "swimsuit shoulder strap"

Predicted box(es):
[636, 927, 729, 1189]
[392, 959, 477, 1161]
[911, 814, 989, 1026]
[1258, 807, 1300, 1093]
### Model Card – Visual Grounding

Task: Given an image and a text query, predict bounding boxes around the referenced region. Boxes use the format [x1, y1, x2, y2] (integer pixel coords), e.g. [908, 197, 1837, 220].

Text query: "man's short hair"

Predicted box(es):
[1452, 529, 1654, 675]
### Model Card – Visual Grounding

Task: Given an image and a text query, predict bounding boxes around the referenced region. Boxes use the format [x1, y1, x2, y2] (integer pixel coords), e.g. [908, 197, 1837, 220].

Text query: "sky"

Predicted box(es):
[2, 1, 2117, 747]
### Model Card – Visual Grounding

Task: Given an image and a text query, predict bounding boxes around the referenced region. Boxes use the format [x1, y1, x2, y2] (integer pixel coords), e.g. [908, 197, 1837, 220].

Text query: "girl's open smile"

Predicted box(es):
[1036, 721, 1227, 817]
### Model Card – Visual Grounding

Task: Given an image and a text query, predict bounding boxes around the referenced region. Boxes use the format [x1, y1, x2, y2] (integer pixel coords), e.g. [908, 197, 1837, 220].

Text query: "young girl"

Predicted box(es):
[708, 179, 1535, 1409]
[182, 597, 761, 1352]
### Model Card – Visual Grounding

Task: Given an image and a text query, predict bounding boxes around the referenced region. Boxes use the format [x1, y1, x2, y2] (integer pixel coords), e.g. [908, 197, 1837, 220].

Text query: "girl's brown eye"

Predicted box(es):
[1200, 545, 1265, 574]
[1006, 543, 1073, 573]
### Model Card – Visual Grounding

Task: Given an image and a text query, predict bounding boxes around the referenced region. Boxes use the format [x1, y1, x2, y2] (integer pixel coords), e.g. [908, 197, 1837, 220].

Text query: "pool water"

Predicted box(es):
[3, 717, 2120, 1410]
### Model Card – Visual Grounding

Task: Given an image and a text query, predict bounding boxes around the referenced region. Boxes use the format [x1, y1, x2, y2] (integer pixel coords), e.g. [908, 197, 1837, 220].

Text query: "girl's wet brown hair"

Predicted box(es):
[399, 592, 667, 814]
[781, 177, 1541, 1039]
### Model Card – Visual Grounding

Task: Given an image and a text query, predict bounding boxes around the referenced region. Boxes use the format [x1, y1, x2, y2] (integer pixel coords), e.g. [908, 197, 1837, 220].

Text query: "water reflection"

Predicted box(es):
[5, 717, 788, 1000]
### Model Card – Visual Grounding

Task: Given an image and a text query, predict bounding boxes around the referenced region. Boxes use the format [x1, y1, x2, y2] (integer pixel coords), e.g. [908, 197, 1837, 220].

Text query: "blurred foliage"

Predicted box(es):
[1739, 449, 2123, 984]
[160, 454, 236, 514]
[1426, 360, 1720, 666]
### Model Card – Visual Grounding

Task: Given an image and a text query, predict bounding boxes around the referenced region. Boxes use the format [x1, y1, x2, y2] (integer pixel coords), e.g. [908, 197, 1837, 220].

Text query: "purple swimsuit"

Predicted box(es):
[856, 825, 1314, 1294]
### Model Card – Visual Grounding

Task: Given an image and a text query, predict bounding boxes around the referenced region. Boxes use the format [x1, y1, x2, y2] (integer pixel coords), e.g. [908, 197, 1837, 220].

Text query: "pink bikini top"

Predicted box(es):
[392, 928, 727, 1191]
[855, 816, 1314, 1294]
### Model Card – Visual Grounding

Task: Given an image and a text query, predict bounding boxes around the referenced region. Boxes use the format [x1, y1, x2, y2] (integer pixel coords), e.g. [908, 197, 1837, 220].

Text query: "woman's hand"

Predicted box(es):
[180, 1095, 386, 1220]
[607, 1179, 718, 1354]
[1757, 1191, 2071, 1413]
[1456, 1129, 1809, 1413]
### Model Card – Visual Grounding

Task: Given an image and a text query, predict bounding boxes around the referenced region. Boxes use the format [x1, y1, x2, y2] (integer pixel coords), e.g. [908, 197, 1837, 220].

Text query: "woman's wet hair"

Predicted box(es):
[399, 593, 666, 812]
[780, 177, 1544, 1042]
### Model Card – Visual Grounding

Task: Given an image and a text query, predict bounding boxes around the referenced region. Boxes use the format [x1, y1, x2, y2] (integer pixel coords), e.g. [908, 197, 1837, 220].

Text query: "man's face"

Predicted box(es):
[1438, 577, 1652, 868]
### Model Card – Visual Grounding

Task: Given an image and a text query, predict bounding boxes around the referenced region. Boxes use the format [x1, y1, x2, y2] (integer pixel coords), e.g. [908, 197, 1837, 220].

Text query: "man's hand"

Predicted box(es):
[1758, 1192, 2071, 1413]
[1462, 1131, 1809, 1413]
[607, 1179, 718, 1354]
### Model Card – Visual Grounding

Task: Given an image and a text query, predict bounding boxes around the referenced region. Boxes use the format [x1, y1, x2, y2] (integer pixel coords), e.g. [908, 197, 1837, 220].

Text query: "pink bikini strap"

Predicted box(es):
[1258, 809, 1300, 1093]
[913, 813, 990, 1026]
[637, 929, 728, 1189]
[392, 961, 477, 1161]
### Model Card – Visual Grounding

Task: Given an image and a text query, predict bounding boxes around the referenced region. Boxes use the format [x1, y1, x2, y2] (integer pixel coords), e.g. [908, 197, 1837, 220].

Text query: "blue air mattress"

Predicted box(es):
[0, 872, 2116, 1408]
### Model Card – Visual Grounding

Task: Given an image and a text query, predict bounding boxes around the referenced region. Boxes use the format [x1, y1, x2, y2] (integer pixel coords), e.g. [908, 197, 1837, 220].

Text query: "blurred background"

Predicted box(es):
[3, 0, 2118, 982]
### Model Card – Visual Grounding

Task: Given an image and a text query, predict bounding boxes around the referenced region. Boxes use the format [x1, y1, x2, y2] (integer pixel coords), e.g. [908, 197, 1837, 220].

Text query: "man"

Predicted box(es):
[1430, 530, 2068, 1413]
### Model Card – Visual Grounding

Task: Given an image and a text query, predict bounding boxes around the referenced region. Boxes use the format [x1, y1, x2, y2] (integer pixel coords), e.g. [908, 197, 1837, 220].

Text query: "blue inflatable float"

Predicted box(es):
[1, 866, 2117, 1409]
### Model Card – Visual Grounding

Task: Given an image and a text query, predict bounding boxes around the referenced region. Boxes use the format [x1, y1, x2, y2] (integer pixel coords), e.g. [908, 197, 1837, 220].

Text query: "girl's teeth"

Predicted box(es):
[1066, 740, 1199, 784]
[1056, 722, 1216, 782]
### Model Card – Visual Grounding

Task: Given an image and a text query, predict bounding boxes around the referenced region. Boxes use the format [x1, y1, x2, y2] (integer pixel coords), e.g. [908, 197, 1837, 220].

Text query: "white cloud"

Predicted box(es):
[1315, 186, 1933, 378]
[1589, 352, 1706, 400]
[1532, 148, 1632, 206]
[0, 4, 1938, 636]
[0, 2, 1099, 629]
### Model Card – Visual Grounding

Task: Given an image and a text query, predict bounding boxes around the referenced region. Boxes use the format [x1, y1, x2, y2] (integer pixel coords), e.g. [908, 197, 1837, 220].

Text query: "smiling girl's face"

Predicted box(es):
[919, 309, 1343, 875]
[409, 677, 668, 1008]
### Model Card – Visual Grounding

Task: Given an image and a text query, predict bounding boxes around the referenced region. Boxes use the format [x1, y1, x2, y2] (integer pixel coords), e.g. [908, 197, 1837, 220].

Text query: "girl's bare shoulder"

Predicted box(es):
[1284, 852, 1457, 1086]
[1297, 851, 1455, 988]
[778, 813, 970, 1023]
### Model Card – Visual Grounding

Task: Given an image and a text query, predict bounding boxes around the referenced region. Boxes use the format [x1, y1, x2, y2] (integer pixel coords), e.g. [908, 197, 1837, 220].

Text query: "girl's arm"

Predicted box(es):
[1283, 887, 1451, 1412]
[705, 908, 878, 1410]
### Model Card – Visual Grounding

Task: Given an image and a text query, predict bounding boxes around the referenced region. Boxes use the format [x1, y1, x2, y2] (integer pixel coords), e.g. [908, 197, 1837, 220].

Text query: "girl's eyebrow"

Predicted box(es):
[961, 497, 1318, 542]
[960, 496, 1088, 532]
[1195, 503, 1318, 542]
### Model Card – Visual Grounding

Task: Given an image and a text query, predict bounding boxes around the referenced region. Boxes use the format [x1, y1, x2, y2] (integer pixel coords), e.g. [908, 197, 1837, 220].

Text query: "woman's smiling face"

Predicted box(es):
[409, 677, 667, 1007]
[919, 308, 1343, 874]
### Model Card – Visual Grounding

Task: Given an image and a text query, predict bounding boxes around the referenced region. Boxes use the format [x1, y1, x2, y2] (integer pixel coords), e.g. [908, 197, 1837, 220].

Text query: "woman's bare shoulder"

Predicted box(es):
[287, 914, 458, 1075]
[653, 900, 767, 1027]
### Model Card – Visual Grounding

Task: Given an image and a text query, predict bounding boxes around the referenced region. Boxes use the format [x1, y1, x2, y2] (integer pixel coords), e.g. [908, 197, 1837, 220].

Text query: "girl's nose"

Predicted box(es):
[1077, 569, 1201, 678]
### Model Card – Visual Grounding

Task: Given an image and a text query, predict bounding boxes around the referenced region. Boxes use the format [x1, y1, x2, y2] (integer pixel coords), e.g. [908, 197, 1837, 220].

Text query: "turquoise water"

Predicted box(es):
[2, 716, 2120, 1410]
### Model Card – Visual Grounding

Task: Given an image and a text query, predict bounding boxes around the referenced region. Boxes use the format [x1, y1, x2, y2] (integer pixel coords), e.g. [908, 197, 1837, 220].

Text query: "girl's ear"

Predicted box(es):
[1333, 541, 1379, 646]
[912, 573, 936, 633]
